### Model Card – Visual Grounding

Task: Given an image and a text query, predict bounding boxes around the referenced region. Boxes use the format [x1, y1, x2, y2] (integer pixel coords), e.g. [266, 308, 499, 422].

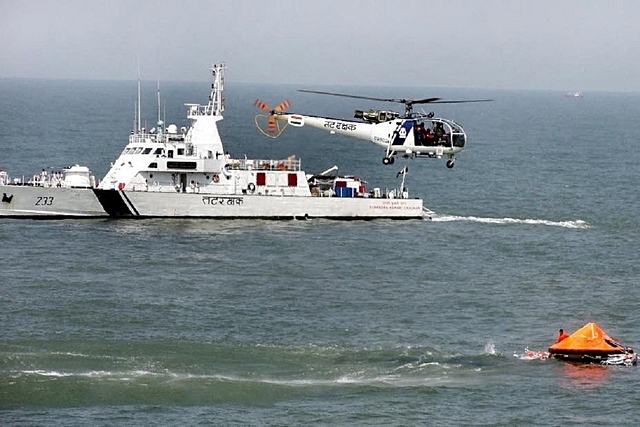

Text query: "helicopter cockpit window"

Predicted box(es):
[452, 134, 466, 147]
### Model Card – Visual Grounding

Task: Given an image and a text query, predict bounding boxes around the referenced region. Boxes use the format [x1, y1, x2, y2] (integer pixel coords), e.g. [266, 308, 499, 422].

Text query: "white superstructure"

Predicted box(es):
[94, 63, 426, 219]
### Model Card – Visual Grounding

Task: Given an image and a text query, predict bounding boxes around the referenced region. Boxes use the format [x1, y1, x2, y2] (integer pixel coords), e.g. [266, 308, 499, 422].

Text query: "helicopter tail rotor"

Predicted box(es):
[254, 99, 290, 138]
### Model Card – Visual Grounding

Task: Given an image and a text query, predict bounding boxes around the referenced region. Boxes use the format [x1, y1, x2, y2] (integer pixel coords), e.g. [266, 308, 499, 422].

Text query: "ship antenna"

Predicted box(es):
[133, 101, 137, 132]
[156, 79, 161, 123]
[136, 57, 141, 133]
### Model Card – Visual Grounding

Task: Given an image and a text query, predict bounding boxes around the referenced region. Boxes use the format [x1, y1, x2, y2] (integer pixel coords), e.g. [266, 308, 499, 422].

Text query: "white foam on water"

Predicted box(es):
[431, 214, 589, 229]
[19, 369, 159, 380]
[21, 370, 72, 377]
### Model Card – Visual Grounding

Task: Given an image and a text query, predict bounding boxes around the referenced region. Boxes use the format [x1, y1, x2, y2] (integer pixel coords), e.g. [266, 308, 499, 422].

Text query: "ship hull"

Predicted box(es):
[93, 189, 424, 219]
[0, 186, 106, 218]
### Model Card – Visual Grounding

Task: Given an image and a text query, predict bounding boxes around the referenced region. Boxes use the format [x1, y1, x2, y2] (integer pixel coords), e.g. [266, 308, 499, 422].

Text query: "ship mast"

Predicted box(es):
[156, 79, 161, 124]
[136, 58, 141, 134]
[207, 63, 225, 116]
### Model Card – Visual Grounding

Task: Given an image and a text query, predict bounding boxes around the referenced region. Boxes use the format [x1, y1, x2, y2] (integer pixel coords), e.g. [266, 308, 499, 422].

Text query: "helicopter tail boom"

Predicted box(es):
[274, 113, 381, 145]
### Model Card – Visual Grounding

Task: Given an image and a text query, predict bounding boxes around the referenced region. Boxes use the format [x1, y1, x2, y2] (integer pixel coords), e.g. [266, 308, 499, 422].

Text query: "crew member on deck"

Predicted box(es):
[556, 329, 570, 343]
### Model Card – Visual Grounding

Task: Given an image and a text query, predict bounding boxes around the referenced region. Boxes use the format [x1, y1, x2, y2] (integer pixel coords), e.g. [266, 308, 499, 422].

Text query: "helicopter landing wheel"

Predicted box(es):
[382, 157, 394, 165]
[446, 160, 455, 169]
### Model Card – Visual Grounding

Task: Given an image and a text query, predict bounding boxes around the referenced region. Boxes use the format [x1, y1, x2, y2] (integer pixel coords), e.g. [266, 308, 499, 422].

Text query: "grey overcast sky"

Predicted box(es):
[1, 0, 638, 91]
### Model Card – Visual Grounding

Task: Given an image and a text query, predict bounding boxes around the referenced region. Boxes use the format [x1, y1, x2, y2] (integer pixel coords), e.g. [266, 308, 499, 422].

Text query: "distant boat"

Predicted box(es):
[564, 91, 584, 98]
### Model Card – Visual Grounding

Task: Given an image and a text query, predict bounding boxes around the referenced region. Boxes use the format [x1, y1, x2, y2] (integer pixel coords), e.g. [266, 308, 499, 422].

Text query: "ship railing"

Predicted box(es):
[128, 133, 185, 145]
[227, 158, 301, 171]
[186, 103, 215, 117]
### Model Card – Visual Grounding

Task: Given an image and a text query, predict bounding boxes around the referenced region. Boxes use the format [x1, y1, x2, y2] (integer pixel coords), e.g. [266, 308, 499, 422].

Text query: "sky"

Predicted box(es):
[1, 0, 639, 91]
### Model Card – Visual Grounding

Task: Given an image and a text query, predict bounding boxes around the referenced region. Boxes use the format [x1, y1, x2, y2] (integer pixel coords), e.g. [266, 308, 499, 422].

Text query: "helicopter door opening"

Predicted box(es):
[414, 121, 437, 147]
[414, 120, 453, 147]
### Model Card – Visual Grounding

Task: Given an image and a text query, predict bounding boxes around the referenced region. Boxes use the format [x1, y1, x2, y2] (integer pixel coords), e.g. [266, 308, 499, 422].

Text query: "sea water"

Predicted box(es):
[1, 78, 640, 425]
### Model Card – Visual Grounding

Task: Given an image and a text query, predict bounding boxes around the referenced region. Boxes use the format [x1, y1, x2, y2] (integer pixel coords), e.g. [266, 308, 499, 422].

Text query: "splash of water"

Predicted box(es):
[484, 342, 497, 355]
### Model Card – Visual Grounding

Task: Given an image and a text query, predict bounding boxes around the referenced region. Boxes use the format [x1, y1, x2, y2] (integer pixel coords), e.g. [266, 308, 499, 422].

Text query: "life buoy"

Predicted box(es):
[247, 183, 256, 193]
[213, 174, 220, 183]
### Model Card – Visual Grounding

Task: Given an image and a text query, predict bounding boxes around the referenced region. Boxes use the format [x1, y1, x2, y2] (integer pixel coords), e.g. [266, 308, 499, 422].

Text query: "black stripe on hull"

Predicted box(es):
[92, 189, 137, 216]
[119, 191, 140, 215]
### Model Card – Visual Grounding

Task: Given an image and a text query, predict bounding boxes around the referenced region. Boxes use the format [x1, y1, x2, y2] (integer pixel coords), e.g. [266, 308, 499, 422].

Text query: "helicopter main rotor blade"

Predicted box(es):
[300, 90, 442, 105]
[298, 89, 478, 104]
[427, 99, 494, 104]
[299, 89, 492, 107]
[409, 97, 442, 104]
[298, 89, 401, 104]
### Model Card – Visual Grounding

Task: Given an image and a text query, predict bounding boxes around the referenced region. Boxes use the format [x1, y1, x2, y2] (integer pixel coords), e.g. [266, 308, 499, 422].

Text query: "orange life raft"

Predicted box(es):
[548, 322, 636, 365]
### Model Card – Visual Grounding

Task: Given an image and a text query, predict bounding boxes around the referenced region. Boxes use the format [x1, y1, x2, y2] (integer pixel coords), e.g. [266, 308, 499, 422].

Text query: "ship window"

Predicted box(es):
[148, 162, 158, 168]
[143, 148, 153, 154]
[134, 147, 144, 154]
[154, 148, 163, 155]
[256, 172, 266, 186]
[168, 150, 174, 158]
[177, 148, 185, 155]
[167, 161, 197, 170]
[288, 173, 297, 186]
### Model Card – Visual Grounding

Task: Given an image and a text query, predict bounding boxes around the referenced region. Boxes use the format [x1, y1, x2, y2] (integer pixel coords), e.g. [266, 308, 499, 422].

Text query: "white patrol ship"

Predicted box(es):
[0, 165, 106, 218]
[93, 63, 427, 219]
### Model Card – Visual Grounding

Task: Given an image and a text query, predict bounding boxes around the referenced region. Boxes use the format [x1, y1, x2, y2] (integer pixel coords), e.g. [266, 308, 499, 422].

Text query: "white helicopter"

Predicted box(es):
[254, 90, 491, 168]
